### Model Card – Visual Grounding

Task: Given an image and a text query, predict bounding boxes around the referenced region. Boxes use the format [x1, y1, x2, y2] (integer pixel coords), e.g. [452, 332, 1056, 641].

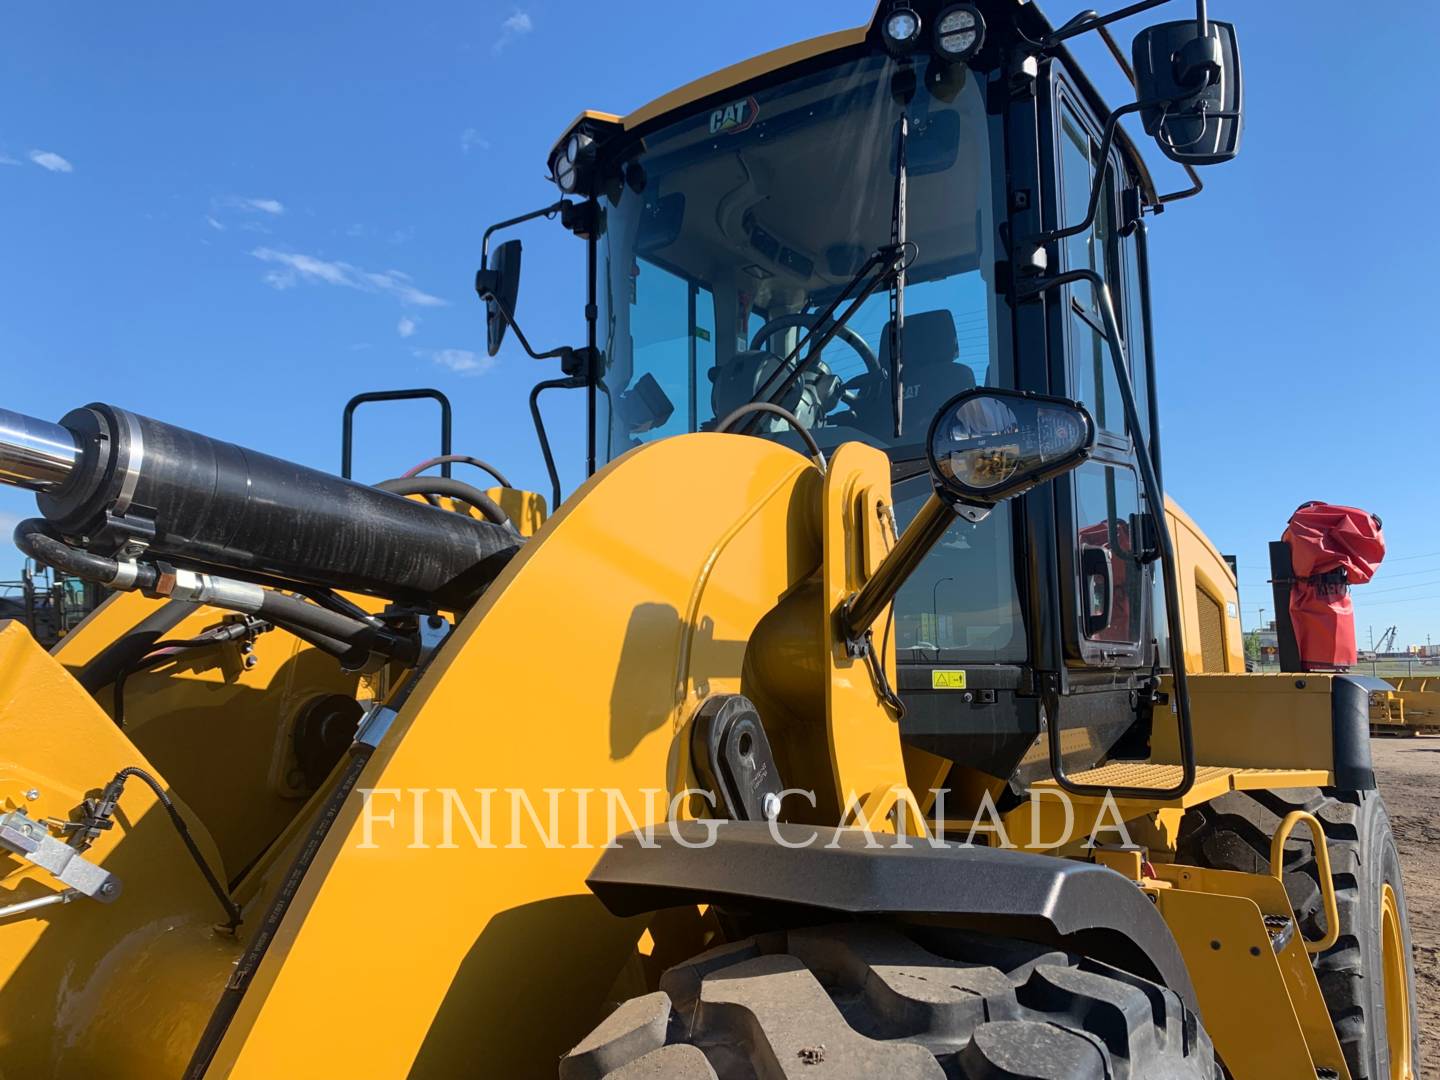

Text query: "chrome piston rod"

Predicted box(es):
[0, 408, 79, 492]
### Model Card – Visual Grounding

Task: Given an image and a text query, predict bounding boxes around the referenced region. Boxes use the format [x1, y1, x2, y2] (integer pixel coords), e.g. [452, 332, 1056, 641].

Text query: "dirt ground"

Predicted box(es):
[1370, 735, 1440, 1066]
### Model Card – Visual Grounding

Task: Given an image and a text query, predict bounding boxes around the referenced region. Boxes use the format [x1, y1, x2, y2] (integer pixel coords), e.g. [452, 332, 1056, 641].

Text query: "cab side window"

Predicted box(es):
[1059, 106, 1125, 439]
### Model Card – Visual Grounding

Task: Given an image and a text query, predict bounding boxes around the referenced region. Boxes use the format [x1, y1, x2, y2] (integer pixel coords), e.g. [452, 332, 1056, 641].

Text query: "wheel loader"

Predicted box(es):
[0, 1, 1419, 1077]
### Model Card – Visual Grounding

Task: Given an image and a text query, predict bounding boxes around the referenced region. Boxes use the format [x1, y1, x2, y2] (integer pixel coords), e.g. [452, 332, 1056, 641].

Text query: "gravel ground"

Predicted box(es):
[1371, 735, 1440, 1067]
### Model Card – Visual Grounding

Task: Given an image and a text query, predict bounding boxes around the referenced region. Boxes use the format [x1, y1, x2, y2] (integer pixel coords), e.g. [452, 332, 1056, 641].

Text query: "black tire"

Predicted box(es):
[560, 924, 1218, 1079]
[1176, 787, 1420, 1079]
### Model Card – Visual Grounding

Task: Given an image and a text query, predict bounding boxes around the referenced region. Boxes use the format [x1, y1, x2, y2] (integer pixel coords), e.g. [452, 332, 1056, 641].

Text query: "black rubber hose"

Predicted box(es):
[256, 591, 373, 646]
[13, 519, 158, 591]
[107, 766, 243, 930]
[279, 621, 371, 668]
[402, 454, 512, 490]
[112, 644, 204, 730]
[255, 592, 418, 667]
[76, 599, 200, 693]
[110, 621, 273, 728]
[374, 477, 512, 529]
[715, 402, 827, 471]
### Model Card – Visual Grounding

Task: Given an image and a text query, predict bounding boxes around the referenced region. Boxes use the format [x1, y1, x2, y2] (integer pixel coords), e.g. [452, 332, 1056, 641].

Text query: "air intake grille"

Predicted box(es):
[1196, 587, 1226, 672]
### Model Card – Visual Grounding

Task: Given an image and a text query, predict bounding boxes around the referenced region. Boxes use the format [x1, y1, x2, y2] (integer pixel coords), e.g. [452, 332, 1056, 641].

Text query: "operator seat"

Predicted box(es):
[880, 308, 974, 406]
[850, 309, 974, 431]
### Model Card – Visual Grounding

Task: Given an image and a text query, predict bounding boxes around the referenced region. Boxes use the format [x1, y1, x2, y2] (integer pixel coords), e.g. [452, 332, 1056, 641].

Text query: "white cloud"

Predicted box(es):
[493, 10, 532, 52]
[206, 215, 226, 231]
[28, 150, 73, 173]
[0, 153, 19, 167]
[251, 247, 447, 307]
[397, 316, 417, 338]
[232, 196, 284, 215]
[426, 348, 495, 376]
[460, 128, 491, 154]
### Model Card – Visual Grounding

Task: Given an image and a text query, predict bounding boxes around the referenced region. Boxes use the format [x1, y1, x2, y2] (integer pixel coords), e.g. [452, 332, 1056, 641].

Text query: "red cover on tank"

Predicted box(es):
[1282, 502, 1385, 669]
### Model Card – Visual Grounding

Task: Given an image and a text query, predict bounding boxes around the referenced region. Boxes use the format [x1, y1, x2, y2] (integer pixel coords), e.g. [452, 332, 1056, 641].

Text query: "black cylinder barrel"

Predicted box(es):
[34, 403, 520, 608]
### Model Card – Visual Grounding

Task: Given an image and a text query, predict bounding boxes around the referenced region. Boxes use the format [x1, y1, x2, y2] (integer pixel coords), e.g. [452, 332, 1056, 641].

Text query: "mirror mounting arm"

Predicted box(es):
[1019, 88, 1203, 270]
[480, 199, 570, 265]
[477, 287, 576, 366]
[1041, 0, 1169, 48]
[1029, 98, 1147, 253]
[1041, 0, 1208, 49]
[841, 492, 959, 647]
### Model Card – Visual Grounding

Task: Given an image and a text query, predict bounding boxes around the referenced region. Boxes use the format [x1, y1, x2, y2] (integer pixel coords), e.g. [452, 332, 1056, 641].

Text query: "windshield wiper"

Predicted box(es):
[888, 110, 909, 439]
[737, 242, 912, 436]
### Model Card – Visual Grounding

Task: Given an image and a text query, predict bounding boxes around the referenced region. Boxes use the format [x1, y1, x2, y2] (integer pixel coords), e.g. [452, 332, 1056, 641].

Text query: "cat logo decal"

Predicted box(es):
[709, 96, 759, 135]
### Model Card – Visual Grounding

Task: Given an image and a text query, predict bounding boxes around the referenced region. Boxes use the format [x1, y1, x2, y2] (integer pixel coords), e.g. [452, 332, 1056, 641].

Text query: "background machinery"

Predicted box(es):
[0, 559, 103, 648]
[0, 2, 1418, 1078]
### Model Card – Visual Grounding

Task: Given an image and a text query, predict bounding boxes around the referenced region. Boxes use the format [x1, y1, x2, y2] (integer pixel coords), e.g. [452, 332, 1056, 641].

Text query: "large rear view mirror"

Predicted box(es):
[927, 388, 1094, 509]
[1132, 19, 1243, 166]
[475, 239, 523, 357]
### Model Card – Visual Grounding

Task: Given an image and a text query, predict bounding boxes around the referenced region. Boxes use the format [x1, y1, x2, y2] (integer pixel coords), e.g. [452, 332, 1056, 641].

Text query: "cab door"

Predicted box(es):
[1048, 80, 1155, 674]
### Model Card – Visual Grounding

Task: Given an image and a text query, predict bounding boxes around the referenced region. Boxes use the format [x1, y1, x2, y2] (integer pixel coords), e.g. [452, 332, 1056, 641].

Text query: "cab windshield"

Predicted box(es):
[596, 51, 1024, 663]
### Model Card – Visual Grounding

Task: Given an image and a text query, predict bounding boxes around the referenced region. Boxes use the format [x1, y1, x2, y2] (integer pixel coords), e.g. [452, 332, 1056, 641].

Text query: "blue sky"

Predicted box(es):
[2, 1, 1437, 648]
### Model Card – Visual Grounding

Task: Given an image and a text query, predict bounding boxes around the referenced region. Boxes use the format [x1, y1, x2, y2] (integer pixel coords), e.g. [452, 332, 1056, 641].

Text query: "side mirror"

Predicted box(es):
[927, 388, 1095, 512]
[1132, 19, 1243, 166]
[475, 239, 523, 357]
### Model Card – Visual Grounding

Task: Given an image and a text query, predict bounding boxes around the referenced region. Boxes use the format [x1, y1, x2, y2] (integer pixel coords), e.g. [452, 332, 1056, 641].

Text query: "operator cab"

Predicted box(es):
[485, 0, 1244, 791]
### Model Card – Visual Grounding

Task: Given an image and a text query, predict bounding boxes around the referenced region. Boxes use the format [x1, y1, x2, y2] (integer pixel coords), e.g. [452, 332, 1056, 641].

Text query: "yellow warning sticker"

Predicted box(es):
[931, 670, 967, 690]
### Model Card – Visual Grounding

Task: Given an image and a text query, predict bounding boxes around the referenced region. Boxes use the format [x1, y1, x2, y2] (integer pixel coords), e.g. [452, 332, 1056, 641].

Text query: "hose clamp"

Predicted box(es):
[111, 409, 145, 516]
[354, 704, 399, 748]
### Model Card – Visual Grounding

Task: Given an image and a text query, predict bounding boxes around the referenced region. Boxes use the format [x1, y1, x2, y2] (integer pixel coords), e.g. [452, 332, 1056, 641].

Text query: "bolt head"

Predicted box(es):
[761, 792, 781, 821]
[24, 789, 39, 801]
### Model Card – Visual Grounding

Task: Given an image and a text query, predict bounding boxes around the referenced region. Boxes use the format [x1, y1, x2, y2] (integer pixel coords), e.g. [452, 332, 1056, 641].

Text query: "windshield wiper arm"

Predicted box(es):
[738, 243, 911, 436]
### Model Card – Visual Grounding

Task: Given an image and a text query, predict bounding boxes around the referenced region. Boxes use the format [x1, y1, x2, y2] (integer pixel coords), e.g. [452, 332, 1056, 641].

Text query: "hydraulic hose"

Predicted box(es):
[255, 591, 405, 668]
[402, 454, 512, 489]
[17, 520, 402, 668]
[76, 599, 201, 693]
[716, 402, 827, 471]
[14, 519, 158, 591]
[256, 590, 374, 644]
[374, 476, 512, 529]
[111, 621, 271, 729]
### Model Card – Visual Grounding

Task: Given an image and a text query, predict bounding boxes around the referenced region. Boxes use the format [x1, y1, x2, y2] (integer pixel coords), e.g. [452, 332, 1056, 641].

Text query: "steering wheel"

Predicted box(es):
[748, 313, 883, 381]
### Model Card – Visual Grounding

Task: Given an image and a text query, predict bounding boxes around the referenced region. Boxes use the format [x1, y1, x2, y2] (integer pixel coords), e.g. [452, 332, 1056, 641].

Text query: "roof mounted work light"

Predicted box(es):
[552, 131, 595, 195]
[934, 4, 985, 62]
[881, 5, 922, 56]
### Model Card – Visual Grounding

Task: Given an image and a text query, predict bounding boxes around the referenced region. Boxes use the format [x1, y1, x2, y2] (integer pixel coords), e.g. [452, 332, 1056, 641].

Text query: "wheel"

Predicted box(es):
[1176, 787, 1420, 1079]
[559, 923, 1218, 1079]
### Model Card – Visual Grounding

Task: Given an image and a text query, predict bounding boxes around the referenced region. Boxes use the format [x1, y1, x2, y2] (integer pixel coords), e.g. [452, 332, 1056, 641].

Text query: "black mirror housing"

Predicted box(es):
[475, 239, 523, 357]
[1132, 19, 1243, 166]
